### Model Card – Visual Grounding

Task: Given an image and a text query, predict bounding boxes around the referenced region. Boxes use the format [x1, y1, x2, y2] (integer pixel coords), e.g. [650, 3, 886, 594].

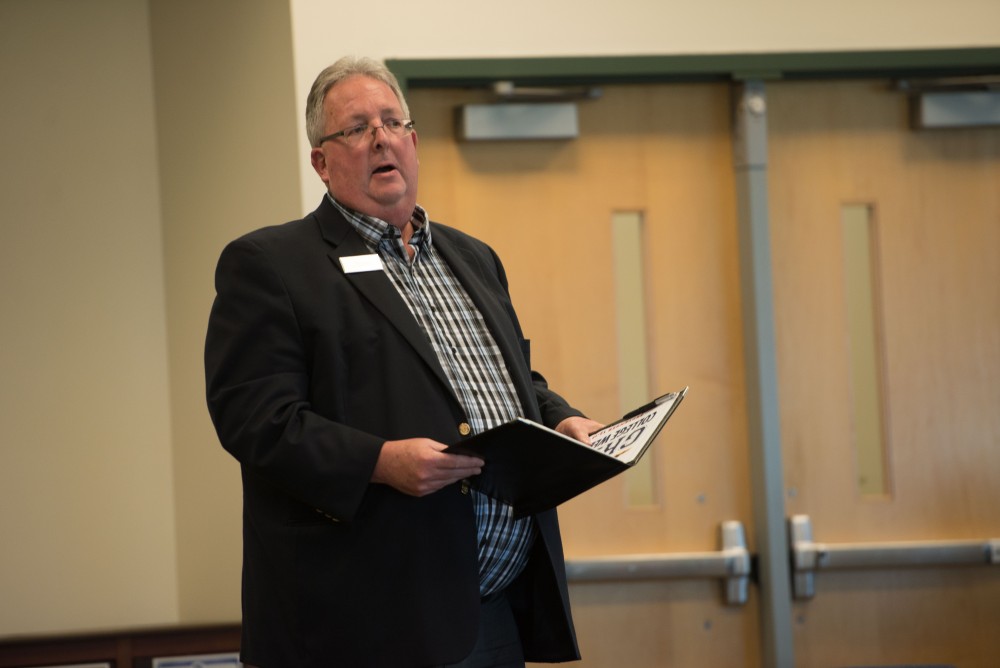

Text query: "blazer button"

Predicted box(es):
[458, 422, 472, 436]
[461, 481, 470, 495]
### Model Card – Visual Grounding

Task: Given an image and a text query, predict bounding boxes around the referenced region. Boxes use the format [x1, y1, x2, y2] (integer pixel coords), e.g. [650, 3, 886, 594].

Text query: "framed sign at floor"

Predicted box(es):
[152, 654, 240, 668]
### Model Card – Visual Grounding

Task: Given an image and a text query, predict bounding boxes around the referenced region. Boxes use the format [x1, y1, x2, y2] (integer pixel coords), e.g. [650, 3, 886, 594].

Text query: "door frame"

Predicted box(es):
[387, 48, 1000, 668]
[388, 48, 1000, 91]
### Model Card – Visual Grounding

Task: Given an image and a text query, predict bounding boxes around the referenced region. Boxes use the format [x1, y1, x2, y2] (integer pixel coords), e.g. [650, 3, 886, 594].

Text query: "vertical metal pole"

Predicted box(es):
[732, 79, 795, 667]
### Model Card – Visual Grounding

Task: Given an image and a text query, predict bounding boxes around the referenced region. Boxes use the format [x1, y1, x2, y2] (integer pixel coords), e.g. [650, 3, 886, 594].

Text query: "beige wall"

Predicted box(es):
[149, 0, 301, 624]
[0, 0, 998, 640]
[0, 0, 299, 636]
[0, 0, 178, 634]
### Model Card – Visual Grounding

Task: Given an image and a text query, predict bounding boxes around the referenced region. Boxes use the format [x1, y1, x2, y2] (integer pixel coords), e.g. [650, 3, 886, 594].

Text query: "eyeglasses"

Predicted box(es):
[317, 119, 415, 147]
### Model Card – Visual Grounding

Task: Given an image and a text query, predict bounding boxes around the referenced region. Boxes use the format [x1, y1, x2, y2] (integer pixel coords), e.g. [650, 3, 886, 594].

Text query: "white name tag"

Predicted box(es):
[339, 254, 384, 274]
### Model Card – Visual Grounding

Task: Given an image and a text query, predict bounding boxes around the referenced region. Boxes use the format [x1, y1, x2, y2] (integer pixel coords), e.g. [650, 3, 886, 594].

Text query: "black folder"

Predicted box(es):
[446, 387, 687, 517]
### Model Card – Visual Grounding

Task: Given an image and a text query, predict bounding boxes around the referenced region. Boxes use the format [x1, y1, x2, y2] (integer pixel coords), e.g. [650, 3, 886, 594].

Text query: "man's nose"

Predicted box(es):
[370, 125, 389, 149]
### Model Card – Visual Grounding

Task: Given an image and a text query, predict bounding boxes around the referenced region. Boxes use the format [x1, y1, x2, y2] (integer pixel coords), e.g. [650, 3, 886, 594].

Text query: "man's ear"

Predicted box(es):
[310, 147, 328, 182]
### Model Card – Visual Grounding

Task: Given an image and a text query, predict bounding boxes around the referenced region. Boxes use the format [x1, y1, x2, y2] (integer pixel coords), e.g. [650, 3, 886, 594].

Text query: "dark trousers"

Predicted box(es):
[245, 591, 525, 668]
[438, 589, 525, 668]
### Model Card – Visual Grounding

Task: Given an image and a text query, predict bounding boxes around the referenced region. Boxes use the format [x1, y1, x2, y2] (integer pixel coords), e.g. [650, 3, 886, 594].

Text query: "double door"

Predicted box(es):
[408, 79, 1000, 667]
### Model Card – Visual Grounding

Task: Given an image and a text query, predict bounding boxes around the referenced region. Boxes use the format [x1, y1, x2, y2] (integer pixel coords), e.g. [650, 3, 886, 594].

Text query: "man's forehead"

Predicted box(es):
[326, 76, 401, 116]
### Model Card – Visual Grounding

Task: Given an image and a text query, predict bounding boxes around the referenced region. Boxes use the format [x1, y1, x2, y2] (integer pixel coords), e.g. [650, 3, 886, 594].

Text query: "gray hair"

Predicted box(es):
[305, 56, 410, 148]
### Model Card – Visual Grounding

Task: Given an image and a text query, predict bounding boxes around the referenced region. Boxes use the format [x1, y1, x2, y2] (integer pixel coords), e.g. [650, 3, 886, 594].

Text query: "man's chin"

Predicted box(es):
[367, 193, 417, 226]
[369, 182, 411, 205]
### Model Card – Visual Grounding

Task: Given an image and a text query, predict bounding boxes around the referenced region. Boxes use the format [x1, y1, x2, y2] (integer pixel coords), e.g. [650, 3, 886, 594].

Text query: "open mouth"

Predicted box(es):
[373, 164, 397, 175]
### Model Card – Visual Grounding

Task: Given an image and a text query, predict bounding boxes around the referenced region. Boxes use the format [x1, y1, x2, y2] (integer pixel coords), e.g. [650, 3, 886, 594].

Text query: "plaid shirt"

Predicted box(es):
[331, 196, 536, 596]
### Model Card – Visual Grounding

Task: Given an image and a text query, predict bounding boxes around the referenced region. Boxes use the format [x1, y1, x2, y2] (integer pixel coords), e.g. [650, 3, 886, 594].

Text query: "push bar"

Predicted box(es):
[565, 520, 751, 605]
[789, 514, 1000, 599]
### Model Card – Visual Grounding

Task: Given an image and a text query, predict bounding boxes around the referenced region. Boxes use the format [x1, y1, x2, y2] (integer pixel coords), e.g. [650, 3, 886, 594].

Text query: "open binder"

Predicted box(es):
[446, 387, 688, 517]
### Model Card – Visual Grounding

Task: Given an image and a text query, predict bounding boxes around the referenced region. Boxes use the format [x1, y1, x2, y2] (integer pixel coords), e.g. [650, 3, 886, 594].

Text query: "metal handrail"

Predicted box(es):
[565, 520, 752, 605]
[789, 514, 1000, 599]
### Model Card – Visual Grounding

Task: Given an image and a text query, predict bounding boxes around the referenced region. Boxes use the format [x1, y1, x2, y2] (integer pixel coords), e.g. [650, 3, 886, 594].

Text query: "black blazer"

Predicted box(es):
[205, 197, 581, 667]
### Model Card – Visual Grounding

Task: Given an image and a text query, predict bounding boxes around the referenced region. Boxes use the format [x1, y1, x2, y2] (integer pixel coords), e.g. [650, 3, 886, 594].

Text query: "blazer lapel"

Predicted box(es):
[311, 199, 458, 403]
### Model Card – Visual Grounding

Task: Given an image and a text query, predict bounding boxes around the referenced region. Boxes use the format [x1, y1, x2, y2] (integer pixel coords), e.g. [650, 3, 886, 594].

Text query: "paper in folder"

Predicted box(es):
[446, 387, 687, 517]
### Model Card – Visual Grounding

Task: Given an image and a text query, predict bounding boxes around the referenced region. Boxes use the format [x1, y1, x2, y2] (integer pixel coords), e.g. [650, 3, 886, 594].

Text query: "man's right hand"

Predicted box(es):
[371, 438, 484, 497]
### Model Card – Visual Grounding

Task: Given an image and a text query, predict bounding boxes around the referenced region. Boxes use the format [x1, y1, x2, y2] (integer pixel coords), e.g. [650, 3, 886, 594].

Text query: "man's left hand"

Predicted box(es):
[554, 416, 604, 445]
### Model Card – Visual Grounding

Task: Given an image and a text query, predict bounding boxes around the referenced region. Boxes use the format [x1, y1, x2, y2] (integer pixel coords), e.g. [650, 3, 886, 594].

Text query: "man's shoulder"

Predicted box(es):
[431, 220, 493, 255]
[229, 199, 339, 251]
[235, 217, 316, 247]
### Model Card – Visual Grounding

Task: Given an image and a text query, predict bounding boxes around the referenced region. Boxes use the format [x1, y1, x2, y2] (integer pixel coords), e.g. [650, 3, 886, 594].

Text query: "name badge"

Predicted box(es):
[340, 254, 384, 274]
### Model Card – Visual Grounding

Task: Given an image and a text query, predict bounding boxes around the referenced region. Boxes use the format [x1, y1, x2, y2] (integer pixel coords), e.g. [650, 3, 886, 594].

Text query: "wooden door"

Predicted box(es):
[410, 83, 758, 667]
[767, 80, 1000, 667]
[408, 77, 1000, 667]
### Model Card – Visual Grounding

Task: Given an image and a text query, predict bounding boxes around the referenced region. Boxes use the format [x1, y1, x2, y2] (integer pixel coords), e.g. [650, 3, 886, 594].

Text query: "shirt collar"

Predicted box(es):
[327, 194, 432, 257]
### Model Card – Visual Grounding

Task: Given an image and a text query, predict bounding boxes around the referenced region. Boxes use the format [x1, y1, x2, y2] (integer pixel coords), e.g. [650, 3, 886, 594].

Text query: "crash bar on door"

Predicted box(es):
[789, 514, 1000, 600]
[565, 520, 751, 605]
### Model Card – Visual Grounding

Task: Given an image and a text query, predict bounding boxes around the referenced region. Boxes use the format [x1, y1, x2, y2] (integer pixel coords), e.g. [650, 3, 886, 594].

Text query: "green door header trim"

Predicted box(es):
[387, 48, 1000, 90]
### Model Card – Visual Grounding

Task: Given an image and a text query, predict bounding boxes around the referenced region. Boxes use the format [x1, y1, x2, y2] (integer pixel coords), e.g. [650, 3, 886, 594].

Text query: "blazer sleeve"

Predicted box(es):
[204, 235, 382, 521]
